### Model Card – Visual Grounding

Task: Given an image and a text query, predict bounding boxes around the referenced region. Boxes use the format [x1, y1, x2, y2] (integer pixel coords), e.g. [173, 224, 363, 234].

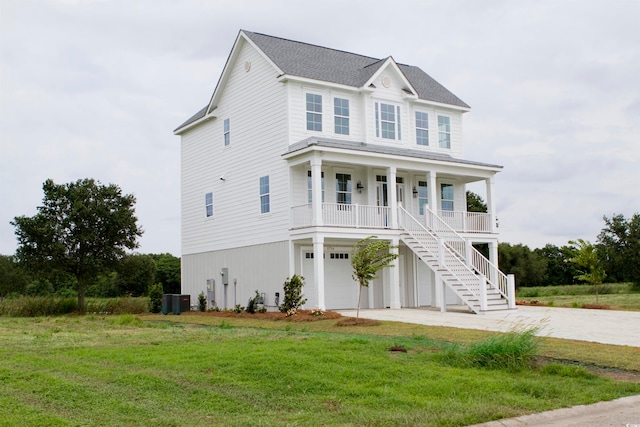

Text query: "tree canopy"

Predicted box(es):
[597, 213, 640, 288]
[351, 236, 398, 318]
[11, 179, 142, 312]
[466, 191, 488, 213]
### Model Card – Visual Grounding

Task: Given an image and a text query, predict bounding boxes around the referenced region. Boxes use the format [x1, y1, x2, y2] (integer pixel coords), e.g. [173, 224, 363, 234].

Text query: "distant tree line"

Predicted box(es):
[0, 252, 181, 299]
[498, 213, 639, 288]
[1, 184, 636, 303]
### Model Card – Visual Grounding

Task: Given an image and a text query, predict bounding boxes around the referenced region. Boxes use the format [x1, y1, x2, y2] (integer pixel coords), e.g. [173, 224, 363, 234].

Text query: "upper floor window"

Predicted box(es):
[307, 170, 325, 203]
[418, 181, 428, 215]
[438, 115, 451, 149]
[375, 102, 401, 140]
[415, 111, 429, 146]
[335, 173, 352, 204]
[441, 183, 454, 211]
[205, 192, 213, 217]
[306, 93, 322, 131]
[259, 176, 270, 214]
[223, 118, 230, 146]
[334, 98, 350, 135]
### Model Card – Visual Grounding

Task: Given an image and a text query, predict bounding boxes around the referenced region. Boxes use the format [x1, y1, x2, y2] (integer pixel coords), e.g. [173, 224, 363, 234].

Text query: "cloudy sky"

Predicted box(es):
[1, 0, 638, 257]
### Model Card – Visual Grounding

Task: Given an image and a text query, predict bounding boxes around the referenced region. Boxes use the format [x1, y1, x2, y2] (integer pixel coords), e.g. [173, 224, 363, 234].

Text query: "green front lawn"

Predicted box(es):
[1, 315, 638, 427]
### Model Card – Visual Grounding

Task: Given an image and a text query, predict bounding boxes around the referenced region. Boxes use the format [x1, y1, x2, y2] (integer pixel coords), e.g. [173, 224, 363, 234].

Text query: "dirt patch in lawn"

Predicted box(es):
[535, 357, 640, 382]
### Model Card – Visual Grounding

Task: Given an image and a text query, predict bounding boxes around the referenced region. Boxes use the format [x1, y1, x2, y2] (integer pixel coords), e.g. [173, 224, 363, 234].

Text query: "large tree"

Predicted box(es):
[596, 213, 640, 288]
[11, 179, 142, 312]
[150, 253, 181, 294]
[466, 191, 488, 213]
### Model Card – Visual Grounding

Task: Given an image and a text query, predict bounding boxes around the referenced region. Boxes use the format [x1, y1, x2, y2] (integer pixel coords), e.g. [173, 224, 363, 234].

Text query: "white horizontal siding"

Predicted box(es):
[181, 241, 290, 310]
[181, 39, 290, 255]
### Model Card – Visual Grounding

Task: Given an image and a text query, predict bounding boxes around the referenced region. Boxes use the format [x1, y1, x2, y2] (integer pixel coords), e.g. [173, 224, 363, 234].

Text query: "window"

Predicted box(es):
[306, 93, 322, 131]
[415, 111, 429, 146]
[307, 170, 325, 203]
[334, 98, 349, 135]
[205, 192, 213, 217]
[441, 183, 454, 211]
[223, 118, 230, 146]
[329, 253, 349, 259]
[375, 102, 401, 140]
[418, 181, 428, 215]
[335, 173, 352, 204]
[259, 176, 270, 214]
[438, 115, 451, 149]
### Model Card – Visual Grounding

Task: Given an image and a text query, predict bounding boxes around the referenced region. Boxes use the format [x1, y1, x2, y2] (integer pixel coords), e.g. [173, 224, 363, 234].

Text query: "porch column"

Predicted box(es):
[485, 176, 496, 233]
[428, 171, 437, 215]
[389, 237, 401, 309]
[488, 240, 499, 286]
[313, 234, 326, 310]
[488, 241, 499, 267]
[388, 166, 398, 229]
[311, 156, 323, 226]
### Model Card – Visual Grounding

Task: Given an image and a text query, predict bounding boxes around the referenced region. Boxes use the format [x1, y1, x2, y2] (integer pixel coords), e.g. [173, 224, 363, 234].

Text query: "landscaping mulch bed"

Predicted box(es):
[183, 309, 343, 322]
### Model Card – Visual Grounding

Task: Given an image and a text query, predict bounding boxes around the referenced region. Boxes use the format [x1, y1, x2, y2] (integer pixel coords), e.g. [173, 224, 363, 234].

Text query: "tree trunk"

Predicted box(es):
[356, 282, 363, 319]
[77, 276, 87, 314]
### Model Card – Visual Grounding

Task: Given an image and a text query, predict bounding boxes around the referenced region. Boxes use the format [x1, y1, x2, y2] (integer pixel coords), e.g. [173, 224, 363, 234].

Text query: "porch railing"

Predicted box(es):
[292, 203, 492, 233]
[291, 203, 391, 229]
[433, 210, 492, 233]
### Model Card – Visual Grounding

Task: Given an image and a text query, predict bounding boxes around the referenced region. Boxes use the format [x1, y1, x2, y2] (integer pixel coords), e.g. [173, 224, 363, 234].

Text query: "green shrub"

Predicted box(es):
[246, 291, 261, 314]
[148, 283, 163, 313]
[233, 304, 245, 313]
[198, 292, 207, 312]
[439, 329, 538, 371]
[280, 274, 307, 314]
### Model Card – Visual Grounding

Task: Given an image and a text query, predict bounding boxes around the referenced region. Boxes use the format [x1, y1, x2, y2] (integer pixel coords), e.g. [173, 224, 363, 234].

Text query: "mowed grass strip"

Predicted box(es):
[1, 316, 638, 427]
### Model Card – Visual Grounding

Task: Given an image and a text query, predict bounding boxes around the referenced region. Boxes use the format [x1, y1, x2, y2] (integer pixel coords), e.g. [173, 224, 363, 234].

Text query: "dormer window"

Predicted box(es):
[375, 102, 401, 140]
[306, 93, 322, 131]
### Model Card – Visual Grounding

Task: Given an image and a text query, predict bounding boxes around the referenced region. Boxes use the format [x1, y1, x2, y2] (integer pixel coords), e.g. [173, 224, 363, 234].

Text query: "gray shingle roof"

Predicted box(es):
[243, 30, 470, 108]
[284, 137, 503, 170]
[176, 30, 470, 133]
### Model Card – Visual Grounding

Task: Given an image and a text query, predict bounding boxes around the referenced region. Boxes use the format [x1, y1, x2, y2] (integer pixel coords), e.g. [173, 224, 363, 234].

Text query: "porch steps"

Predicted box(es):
[398, 208, 515, 314]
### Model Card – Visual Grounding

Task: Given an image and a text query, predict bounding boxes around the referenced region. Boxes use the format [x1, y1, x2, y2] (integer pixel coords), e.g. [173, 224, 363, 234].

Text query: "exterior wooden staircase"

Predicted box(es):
[398, 206, 515, 314]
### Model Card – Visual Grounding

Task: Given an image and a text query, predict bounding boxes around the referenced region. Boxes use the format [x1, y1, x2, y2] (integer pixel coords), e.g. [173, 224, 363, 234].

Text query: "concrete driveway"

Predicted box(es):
[338, 306, 640, 347]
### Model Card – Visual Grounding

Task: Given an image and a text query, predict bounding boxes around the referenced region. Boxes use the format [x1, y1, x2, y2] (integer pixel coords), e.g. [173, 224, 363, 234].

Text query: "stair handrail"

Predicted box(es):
[421, 206, 510, 299]
[398, 207, 484, 311]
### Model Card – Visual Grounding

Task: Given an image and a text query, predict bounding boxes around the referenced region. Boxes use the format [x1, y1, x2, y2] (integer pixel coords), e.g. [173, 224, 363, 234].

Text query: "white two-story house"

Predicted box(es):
[175, 30, 515, 314]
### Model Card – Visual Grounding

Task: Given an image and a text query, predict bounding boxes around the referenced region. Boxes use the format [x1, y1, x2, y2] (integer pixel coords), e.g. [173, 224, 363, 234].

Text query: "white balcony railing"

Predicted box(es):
[291, 203, 492, 233]
[291, 203, 391, 229]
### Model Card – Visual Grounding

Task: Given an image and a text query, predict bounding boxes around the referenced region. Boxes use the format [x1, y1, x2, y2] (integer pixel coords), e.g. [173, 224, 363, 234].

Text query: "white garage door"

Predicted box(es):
[302, 249, 358, 310]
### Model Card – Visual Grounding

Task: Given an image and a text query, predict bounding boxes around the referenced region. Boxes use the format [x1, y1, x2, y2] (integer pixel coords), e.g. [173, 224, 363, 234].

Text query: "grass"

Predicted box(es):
[0, 296, 148, 317]
[1, 315, 638, 427]
[516, 283, 640, 311]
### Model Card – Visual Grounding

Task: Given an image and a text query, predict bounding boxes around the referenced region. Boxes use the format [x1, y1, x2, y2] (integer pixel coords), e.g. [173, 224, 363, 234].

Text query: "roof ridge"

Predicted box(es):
[243, 30, 383, 64]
